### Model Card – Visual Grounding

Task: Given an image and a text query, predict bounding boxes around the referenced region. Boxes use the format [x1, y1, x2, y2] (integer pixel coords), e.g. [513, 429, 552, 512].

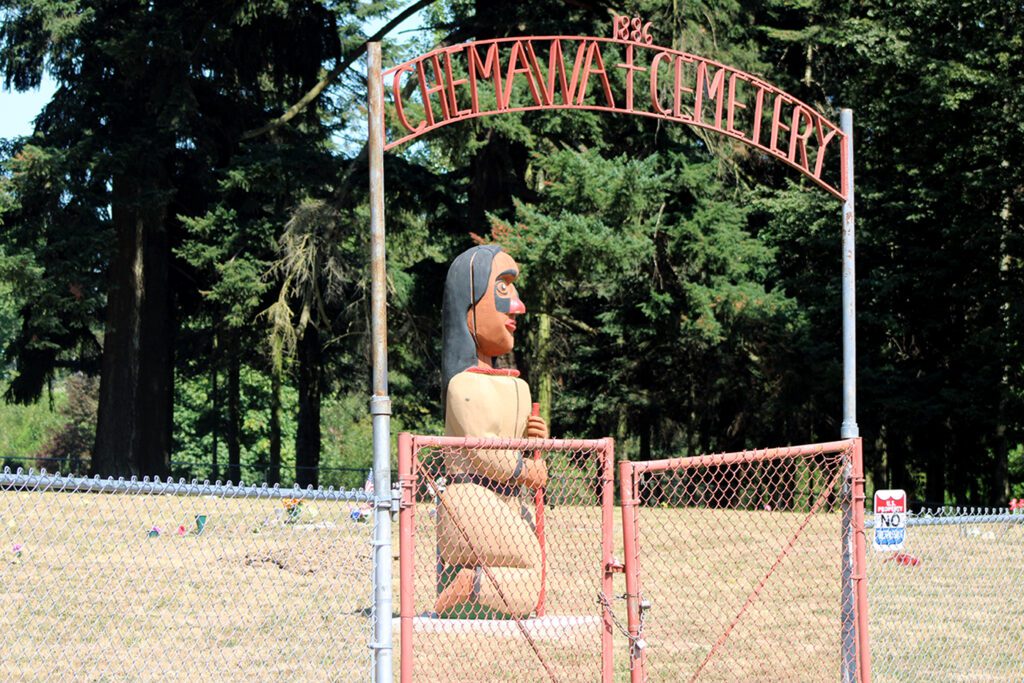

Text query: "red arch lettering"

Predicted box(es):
[381, 35, 848, 201]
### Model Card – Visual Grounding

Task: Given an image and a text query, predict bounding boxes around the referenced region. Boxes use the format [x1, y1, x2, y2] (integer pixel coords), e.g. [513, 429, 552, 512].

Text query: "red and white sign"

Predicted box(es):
[873, 489, 907, 551]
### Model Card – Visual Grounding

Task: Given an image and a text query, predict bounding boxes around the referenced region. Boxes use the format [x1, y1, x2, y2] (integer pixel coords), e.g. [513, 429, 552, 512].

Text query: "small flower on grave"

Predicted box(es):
[885, 552, 921, 567]
[283, 498, 303, 523]
[177, 525, 187, 536]
[12, 543, 23, 558]
[148, 527, 161, 538]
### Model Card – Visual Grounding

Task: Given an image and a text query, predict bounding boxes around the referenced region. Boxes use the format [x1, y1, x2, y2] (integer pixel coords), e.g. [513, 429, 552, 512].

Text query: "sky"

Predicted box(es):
[0, 75, 56, 139]
[0, 7, 425, 141]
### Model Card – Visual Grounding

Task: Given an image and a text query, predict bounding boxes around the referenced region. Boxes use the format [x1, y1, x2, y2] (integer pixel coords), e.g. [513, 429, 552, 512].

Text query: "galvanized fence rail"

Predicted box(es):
[866, 508, 1024, 683]
[0, 469, 377, 682]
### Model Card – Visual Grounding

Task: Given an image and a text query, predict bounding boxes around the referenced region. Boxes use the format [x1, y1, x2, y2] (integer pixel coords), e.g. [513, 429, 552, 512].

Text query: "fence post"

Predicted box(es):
[367, 41, 393, 683]
[619, 461, 645, 683]
[601, 439, 616, 683]
[841, 437, 871, 682]
[851, 438, 871, 683]
[840, 442, 856, 682]
[398, 433, 414, 683]
[840, 108, 859, 441]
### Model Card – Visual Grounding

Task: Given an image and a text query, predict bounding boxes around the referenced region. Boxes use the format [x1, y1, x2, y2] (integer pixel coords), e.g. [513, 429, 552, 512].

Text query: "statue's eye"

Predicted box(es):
[495, 281, 510, 296]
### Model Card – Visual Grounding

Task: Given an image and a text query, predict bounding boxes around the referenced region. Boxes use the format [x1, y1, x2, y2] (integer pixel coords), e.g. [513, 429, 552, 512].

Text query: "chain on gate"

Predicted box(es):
[597, 591, 650, 672]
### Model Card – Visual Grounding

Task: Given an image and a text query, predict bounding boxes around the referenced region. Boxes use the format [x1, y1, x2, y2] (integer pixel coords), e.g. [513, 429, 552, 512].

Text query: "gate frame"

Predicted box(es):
[619, 439, 871, 683]
[397, 432, 618, 683]
[366, 21, 862, 680]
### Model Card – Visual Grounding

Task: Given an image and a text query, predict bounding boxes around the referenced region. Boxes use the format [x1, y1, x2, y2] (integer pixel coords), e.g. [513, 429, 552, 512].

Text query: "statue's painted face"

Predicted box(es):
[467, 251, 526, 359]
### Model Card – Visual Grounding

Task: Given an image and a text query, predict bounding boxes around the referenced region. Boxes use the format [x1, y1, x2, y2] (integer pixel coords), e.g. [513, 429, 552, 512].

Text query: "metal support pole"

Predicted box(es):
[840, 452, 857, 683]
[368, 41, 393, 683]
[840, 109, 859, 440]
[851, 438, 872, 683]
[600, 439, 615, 683]
[835, 111, 860, 679]
[398, 433, 415, 683]
[619, 461, 645, 683]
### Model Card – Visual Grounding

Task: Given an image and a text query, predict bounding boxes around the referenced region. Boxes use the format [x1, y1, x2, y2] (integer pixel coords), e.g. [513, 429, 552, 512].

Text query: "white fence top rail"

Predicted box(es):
[865, 507, 1023, 528]
[0, 468, 376, 502]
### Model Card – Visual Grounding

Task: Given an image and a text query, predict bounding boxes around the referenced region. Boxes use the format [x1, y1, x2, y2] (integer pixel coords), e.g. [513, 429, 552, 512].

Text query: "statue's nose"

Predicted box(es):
[508, 297, 526, 315]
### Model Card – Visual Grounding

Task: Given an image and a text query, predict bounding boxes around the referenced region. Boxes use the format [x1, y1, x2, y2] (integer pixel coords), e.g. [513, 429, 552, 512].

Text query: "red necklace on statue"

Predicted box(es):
[467, 366, 520, 377]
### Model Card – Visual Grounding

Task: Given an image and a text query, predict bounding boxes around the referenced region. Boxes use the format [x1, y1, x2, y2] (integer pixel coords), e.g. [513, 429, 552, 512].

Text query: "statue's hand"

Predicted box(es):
[520, 415, 549, 489]
[526, 414, 549, 440]
[519, 458, 548, 490]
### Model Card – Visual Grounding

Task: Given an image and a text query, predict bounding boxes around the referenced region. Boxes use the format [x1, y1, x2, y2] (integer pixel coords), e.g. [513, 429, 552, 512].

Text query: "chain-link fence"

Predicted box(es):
[396, 433, 617, 683]
[619, 441, 870, 683]
[0, 469, 377, 682]
[0, 454, 374, 492]
[8, 453, 1023, 683]
[866, 507, 1024, 683]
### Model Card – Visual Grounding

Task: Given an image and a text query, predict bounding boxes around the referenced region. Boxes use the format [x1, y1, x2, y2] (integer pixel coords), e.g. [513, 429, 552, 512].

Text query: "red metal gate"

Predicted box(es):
[397, 433, 616, 682]
[619, 440, 871, 683]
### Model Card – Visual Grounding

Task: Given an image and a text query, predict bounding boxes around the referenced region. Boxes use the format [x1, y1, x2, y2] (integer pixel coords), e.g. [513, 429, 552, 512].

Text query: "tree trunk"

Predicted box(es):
[991, 192, 1013, 503]
[869, 426, 888, 497]
[886, 430, 910, 497]
[991, 425, 1010, 504]
[209, 332, 220, 481]
[534, 288, 553, 426]
[637, 415, 664, 504]
[468, 136, 529, 229]
[268, 358, 282, 486]
[226, 333, 242, 483]
[920, 426, 946, 508]
[639, 415, 652, 461]
[93, 171, 173, 478]
[295, 326, 321, 488]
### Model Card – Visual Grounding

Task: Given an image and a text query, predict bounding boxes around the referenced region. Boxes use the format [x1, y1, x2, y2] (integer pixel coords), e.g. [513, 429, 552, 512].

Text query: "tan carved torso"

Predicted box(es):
[443, 370, 530, 479]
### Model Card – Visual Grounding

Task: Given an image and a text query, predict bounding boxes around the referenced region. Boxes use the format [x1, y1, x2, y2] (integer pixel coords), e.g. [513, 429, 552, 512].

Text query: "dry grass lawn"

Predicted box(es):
[2, 486, 1020, 682]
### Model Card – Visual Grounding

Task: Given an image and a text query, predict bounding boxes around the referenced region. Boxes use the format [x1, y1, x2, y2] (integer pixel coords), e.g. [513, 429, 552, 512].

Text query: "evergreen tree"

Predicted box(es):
[754, 0, 1024, 503]
[1, 1, 378, 477]
[1, 0, 1020, 502]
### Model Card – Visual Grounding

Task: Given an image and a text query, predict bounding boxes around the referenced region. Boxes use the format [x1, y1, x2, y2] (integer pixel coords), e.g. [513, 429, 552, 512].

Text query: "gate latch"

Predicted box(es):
[396, 474, 416, 510]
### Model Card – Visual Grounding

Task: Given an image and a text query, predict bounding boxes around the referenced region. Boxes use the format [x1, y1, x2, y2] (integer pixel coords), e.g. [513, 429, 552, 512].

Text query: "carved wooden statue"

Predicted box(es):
[433, 245, 548, 617]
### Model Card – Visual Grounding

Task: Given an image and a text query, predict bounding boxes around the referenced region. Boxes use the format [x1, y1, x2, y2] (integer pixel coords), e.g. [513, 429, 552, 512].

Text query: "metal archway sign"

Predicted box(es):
[383, 29, 848, 199]
[365, 19, 859, 683]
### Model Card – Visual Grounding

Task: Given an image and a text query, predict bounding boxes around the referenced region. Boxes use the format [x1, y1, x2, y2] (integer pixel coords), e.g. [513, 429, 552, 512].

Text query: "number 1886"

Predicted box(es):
[612, 16, 654, 44]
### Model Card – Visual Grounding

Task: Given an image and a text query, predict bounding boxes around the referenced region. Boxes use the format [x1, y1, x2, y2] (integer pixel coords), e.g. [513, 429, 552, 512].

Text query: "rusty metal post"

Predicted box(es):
[851, 438, 872, 682]
[619, 461, 645, 683]
[398, 432, 415, 683]
[600, 439, 615, 682]
[840, 109, 859, 440]
[368, 41, 394, 683]
[841, 447, 857, 682]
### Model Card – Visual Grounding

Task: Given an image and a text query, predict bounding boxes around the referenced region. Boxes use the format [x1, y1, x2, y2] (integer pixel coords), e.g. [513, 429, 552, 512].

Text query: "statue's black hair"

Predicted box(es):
[441, 244, 504, 410]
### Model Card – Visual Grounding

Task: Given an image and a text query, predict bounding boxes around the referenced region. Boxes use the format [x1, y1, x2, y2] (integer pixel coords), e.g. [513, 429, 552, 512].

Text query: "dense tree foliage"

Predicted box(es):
[1, 0, 1021, 504]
